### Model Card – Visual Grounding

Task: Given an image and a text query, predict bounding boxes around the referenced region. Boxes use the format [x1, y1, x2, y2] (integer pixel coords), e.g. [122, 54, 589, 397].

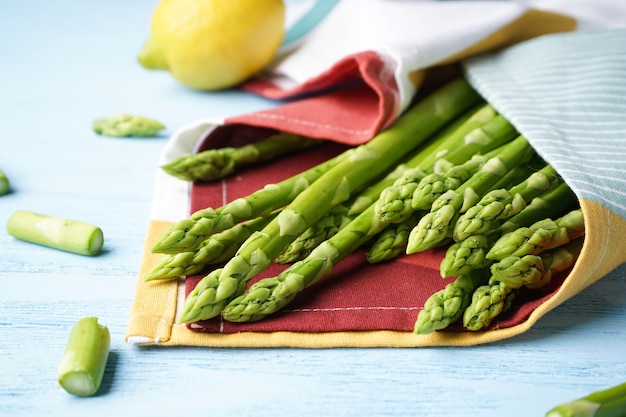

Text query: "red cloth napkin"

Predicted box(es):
[184, 124, 568, 334]
[226, 51, 400, 145]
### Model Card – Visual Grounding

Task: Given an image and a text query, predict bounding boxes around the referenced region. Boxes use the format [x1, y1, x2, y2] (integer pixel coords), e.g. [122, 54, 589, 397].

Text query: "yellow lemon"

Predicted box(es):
[138, 0, 285, 91]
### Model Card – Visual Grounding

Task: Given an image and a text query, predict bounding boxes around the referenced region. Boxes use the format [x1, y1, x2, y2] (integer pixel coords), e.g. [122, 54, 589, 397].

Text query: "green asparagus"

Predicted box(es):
[439, 182, 578, 277]
[453, 164, 561, 241]
[179, 78, 483, 322]
[57, 317, 110, 397]
[93, 113, 165, 137]
[161, 133, 321, 182]
[151, 151, 349, 254]
[546, 381, 626, 417]
[366, 212, 422, 263]
[406, 135, 535, 254]
[413, 270, 487, 334]
[220, 202, 388, 323]
[145, 214, 275, 281]
[377, 110, 519, 222]
[7, 210, 104, 256]
[462, 280, 516, 331]
[487, 209, 585, 261]
[0, 169, 10, 195]
[490, 237, 583, 290]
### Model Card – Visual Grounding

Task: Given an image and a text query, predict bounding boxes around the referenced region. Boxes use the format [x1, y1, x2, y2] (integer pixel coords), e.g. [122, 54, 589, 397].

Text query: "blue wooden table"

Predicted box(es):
[1, 2, 625, 416]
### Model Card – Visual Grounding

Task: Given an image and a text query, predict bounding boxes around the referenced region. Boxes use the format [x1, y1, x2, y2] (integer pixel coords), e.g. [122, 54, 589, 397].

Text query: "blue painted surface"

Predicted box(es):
[0, 2, 624, 416]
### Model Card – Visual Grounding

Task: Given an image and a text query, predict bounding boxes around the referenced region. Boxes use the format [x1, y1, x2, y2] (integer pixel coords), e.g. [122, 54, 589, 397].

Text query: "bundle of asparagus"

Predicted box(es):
[147, 78, 584, 334]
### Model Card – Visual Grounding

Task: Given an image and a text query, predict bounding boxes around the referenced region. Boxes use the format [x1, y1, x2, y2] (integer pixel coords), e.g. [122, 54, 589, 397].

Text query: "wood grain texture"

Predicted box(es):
[0, 1, 625, 416]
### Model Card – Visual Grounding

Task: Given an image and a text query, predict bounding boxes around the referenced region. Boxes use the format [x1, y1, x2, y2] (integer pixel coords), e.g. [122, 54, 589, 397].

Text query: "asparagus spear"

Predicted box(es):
[144, 214, 275, 281]
[57, 317, 110, 397]
[453, 164, 561, 241]
[413, 270, 487, 334]
[376, 111, 519, 222]
[546, 381, 626, 417]
[487, 208, 585, 261]
[0, 169, 10, 195]
[93, 113, 165, 137]
[179, 78, 483, 322]
[411, 153, 490, 211]
[462, 280, 516, 331]
[406, 135, 535, 254]
[7, 210, 104, 256]
[275, 203, 352, 264]
[489, 237, 583, 290]
[161, 133, 322, 182]
[219, 202, 388, 323]
[439, 181, 578, 277]
[151, 151, 349, 254]
[278, 105, 492, 264]
[366, 212, 422, 263]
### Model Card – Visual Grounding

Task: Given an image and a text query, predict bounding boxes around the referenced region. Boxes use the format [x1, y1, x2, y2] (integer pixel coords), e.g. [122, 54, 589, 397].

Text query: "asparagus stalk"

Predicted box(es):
[57, 317, 110, 397]
[144, 214, 275, 281]
[439, 181, 578, 277]
[411, 153, 491, 210]
[151, 151, 349, 254]
[376, 111, 519, 222]
[413, 270, 487, 334]
[366, 212, 422, 263]
[462, 280, 516, 331]
[7, 210, 104, 256]
[275, 204, 352, 264]
[278, 105, 493, 264]
[487, 208, 585, 261]
[179, 77, 483, 322]
[464, 234, 584, 331]
[489, 237, 583, 290]
[161, 133, 322, 182]
[453, 164, 561, 241]
[0, 169, 10, 195]
[93, 113, 165, 137]
[406, 135, 535, 254]
[219, 202, 388, 323]
[546, 381, 626, 417]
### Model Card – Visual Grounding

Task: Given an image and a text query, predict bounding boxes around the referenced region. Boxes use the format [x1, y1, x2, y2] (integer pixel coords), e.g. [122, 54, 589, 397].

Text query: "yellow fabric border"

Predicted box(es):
[125, 198, 626, 348]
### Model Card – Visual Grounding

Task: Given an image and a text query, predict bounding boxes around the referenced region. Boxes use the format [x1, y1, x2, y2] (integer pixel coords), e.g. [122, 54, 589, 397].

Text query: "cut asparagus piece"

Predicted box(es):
[0, 169, 10, 195]
[180, 78, 483, 322]
[93, 113, 165, 137]
[7, 210, 104, 256]
[161, 132, 322, 182]
[57, 317, 110, 397]
[545, 381, 626, 417]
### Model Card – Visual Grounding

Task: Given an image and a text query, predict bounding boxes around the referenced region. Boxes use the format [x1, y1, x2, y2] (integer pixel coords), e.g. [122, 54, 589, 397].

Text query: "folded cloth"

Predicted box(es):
[126, 3, 626, 347]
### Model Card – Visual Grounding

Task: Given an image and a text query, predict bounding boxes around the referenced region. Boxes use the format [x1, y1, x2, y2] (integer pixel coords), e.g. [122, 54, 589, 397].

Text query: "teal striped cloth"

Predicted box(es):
[464, 29, 626, 220]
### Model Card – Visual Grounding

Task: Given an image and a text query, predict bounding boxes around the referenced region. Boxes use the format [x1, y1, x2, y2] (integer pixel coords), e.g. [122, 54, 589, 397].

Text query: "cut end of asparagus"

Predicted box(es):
[58, 371, 101, 397]
[57, 317, 110, 397]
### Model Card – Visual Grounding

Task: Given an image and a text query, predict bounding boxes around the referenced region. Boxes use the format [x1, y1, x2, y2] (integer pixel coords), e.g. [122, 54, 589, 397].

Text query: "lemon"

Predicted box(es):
[138, 0, 285, 91]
